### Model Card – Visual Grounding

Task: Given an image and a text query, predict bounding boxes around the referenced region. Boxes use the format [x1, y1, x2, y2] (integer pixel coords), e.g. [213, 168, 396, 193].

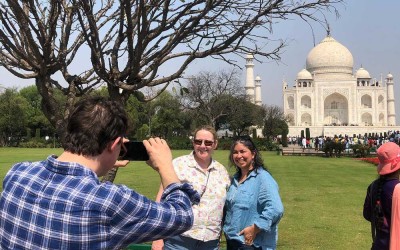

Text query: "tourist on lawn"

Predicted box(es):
[363, 142, 400, 249]
[152, 125, 230, 250]
[223, 135, 284, 250]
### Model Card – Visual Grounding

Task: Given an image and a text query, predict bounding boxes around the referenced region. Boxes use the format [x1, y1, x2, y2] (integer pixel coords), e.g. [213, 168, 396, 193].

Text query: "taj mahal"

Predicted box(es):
[245, 34, 400, 138]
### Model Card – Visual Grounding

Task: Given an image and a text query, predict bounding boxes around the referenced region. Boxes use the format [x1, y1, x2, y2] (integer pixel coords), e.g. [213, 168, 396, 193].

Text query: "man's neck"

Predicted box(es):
[57, 151, 101, 175]
[193, 153, 211, 171]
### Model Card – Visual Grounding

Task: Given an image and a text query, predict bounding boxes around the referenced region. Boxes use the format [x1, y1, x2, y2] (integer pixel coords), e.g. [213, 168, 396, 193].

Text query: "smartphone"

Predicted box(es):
[119, 141, 149, 161]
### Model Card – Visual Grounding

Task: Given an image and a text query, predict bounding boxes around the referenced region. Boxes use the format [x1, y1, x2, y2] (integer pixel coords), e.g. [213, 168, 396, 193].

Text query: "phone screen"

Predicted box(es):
[119, 141, 149, 161]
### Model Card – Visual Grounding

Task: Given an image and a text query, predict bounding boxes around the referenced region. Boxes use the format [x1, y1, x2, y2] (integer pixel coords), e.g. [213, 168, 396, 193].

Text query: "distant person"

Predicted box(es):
[223, 136, 284, 250]
[152, 125, 230, 250]
[0, 96, 200, 249]
[302, 137, 307, 152]
[314, 136, 319, 151]
[363, 142, 400, 250]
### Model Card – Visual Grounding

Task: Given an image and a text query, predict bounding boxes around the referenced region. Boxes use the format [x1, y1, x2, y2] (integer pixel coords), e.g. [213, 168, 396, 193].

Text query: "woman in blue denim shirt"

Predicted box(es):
[223, 136, 284, 250]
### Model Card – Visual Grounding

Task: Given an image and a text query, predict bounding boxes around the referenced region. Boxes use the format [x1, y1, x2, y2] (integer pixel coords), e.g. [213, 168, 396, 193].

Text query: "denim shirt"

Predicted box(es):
[223, 167, 284, 250]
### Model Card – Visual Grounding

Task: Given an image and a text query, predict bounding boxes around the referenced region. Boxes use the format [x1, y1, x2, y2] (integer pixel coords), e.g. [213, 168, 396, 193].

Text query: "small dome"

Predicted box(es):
[255, 76, 261, 81]
[297, 68, 313, 80]
[306, 36, 353, 75]
[387, 73, 393, 79]
[356, 67, 371, 79]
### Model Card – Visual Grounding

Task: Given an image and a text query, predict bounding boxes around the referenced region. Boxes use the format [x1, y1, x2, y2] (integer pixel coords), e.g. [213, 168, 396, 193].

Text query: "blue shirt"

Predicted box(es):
[223, 167, 284, 250]
[0, 155, 200, 249]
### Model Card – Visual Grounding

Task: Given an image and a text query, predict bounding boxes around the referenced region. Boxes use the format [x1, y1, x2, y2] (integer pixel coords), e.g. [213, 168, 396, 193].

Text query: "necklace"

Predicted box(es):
[199, 170, 211, 197]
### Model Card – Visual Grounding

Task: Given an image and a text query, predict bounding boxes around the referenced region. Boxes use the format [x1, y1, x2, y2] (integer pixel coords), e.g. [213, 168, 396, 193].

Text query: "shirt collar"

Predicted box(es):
[188, 151, 217, 171]
[45, 155, 98, 179]
[233, 167, 259, 183]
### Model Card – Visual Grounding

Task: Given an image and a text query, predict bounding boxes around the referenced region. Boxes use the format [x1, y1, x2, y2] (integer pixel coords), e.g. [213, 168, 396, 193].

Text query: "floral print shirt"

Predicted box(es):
[173, 152, 231, 241]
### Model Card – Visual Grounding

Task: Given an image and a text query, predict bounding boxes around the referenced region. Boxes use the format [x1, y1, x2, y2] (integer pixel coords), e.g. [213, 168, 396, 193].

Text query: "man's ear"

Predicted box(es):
[109, 137, 122, 152]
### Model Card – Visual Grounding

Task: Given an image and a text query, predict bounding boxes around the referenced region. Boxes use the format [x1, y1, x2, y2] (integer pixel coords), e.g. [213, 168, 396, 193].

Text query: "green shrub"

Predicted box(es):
[323, 140, 345, 157]
[217, 138, 280, 151]
[165, 137, 192, 150]
[217, 138, 233, 150]
[252, 138, 280, 151]
[20, 138, 47, 148]
[305, 128, 310, 140]
[350, 144, 370, 158]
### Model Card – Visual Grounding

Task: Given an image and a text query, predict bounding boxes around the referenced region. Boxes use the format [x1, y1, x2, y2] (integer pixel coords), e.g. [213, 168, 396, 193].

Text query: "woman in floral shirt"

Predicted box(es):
[152, 125, 230, 250]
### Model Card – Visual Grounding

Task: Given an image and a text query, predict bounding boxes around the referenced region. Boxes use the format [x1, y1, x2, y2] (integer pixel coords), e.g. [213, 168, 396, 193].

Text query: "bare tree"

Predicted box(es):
[0, 0, 342, 131]
[180, 68, 245, 128]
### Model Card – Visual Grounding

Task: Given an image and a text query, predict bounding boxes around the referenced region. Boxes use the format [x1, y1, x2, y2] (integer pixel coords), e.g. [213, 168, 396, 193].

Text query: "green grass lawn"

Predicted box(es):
[0, 148, 377, 249]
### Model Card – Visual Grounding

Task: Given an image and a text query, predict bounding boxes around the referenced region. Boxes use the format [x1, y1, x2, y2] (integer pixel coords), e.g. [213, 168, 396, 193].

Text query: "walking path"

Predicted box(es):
[281, 144, 377, 157]
[281, 145, 324, 156]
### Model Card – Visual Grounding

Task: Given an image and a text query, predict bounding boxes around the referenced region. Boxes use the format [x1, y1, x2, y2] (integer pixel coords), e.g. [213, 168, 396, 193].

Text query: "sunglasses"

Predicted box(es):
[193, 139, 214, 146]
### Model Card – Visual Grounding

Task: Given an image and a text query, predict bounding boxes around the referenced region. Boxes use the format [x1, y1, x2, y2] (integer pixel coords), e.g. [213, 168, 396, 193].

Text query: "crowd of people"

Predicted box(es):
[290, 131, 400, 152]
[0, 95, 399, 249]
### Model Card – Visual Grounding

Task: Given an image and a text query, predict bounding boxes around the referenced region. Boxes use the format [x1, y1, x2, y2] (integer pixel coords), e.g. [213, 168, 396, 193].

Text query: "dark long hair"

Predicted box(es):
[228, 135, 267, 176]
[372, 170, 400, 232]
[372, 176, 386, 231]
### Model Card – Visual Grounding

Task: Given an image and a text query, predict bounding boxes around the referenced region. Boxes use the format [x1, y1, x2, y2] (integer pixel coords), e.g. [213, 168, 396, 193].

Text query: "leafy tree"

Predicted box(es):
[273, 119, 289, 139]
[262, 105, 288, 140]
[19, 86, 55, 137]
[150, 91, 187, 138]
[125, 94, 147, 139]
[0, 0, 343, 133]
[221, 96, 266, 135]
[0, 88, 28, 146]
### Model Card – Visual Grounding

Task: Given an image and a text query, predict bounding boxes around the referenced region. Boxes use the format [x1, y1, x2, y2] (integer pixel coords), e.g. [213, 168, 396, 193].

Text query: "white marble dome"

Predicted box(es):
[355, 67, 371, 79]
[387, 73, 393, 79]
[306, 36, 354, 75]
[297, 68, 313, 79]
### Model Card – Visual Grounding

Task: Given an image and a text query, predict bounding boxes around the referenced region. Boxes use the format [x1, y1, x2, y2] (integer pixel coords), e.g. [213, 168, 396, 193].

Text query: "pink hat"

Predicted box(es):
[377, 142, 400, 175]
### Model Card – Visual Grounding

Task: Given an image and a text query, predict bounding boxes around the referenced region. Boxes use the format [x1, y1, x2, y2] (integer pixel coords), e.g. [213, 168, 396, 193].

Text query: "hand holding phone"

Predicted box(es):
[119, 141, 149, 161]
[142, 138, 179, 188]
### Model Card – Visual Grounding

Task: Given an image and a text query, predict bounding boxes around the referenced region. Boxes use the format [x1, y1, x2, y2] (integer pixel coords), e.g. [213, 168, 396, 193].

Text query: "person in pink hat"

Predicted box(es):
[363, 142, 400, 250]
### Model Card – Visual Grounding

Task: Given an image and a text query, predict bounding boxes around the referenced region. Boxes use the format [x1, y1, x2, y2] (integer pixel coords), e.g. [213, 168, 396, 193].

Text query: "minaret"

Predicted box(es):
[282, 77, 288, 90]
[386, 73, 396, 125]
[255, 76, 262, 106]
[245, 54, 255, 104]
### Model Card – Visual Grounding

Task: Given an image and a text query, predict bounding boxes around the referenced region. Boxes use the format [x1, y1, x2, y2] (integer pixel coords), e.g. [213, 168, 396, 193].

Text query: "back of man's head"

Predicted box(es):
[62, 96, 128, 156]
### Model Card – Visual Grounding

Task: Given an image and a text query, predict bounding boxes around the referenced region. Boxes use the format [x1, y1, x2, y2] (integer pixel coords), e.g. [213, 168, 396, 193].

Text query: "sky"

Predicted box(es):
[1, 1, 400, 124]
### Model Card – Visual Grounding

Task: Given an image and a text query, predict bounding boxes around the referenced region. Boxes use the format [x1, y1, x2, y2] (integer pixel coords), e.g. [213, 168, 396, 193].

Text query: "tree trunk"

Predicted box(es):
[101, 167, 119, 183]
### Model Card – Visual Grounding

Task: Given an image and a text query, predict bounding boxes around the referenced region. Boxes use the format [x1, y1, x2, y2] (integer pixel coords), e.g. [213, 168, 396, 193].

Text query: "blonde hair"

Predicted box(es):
[193, 125, 217, 140]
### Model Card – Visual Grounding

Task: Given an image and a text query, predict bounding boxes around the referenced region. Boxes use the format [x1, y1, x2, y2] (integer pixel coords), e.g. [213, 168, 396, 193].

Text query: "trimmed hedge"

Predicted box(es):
[217, 138, 280, 151]
[350, 144, 371, 158]
[19, 138, 58, 148]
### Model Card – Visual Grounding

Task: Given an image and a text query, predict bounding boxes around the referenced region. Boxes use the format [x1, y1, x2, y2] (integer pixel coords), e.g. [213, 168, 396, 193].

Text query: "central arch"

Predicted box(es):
[324, 93, 348, 125]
